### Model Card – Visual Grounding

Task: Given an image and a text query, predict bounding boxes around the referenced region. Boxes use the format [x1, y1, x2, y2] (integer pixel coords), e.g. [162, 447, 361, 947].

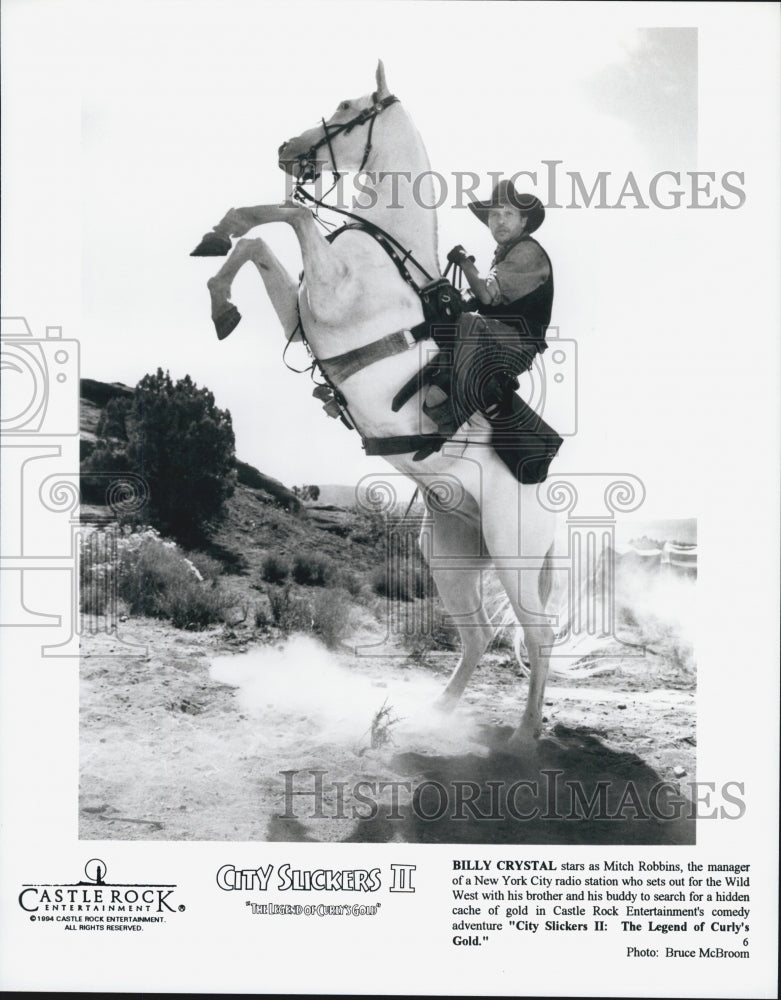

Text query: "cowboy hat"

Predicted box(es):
[468, 179, 545, 234]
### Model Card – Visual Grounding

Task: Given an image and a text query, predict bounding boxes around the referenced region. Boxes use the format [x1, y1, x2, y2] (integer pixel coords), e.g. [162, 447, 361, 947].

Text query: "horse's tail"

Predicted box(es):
[555, 542, 615, 643]
[538, 541, 555, 609]
[489, 541, 616, 670]
[485, 541, 559, 633]
[482, 541, 558, 675]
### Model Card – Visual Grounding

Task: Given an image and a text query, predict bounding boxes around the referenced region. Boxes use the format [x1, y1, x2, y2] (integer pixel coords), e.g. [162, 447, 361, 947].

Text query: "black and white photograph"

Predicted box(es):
[1, 1, 778, 995]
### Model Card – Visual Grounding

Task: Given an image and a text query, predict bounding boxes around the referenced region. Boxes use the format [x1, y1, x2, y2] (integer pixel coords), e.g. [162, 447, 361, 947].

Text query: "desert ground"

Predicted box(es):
[80, 600, 696, 845]
[79, 382, 696, 845]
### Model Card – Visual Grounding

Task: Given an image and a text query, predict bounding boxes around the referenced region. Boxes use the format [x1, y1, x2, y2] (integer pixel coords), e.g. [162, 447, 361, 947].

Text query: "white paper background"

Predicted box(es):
[1, 1, 779, 995]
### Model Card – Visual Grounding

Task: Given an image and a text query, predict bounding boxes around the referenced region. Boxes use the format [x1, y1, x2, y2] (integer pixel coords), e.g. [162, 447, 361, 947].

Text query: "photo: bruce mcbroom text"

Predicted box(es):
[449, 859, 752, 958]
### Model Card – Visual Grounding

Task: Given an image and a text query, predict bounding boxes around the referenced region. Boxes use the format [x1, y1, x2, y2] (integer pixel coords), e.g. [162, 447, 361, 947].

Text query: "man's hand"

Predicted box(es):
[446, 244, 475, 266]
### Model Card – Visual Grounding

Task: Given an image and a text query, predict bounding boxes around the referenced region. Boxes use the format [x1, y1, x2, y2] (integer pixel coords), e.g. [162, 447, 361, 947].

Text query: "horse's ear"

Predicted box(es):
[375, 60, 390, 98]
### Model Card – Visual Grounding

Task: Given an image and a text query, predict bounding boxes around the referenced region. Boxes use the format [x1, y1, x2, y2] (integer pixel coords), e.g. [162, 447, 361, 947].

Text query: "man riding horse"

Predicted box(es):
[452, 177, 551, 369]
[426, 178, 559, 483]
[192, 64, 563, 749]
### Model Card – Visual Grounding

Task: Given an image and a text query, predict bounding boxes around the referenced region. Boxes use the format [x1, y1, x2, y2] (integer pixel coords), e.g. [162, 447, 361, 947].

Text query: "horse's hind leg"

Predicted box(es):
[490, 558, 555, 749]
[478, 470, 557, 750]
[420, 506, 494, 710]
[207, 237, 299, 341]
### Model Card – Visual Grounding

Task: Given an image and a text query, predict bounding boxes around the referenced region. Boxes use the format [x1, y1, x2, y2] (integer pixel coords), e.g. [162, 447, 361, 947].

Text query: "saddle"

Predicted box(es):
[298, 219, 562, 483]
[391, 312, 563, 484]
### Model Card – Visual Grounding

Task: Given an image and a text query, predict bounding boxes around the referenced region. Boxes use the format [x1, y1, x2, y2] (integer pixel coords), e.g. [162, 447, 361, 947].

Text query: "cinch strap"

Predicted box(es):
[319, 327, 426, 384]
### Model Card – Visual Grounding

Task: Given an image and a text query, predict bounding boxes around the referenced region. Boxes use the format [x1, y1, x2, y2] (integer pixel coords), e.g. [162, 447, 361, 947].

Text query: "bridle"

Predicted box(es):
[292, 92, 399, 183]
[283, 90, 464, 462]
[289, 91, 434, 287]
[286, 88, 437, 309]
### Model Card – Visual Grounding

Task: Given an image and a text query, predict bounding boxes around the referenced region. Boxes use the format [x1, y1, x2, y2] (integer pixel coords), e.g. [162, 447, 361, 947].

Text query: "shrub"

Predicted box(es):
[401, 618, 457, 665]
[96, 396, 132, 441]
[335, 568, 362, 597]
[262, 583, 353, 647]
[79, 526, 233, 629]
[311, 588, 352, 649]
[370, 560, 430, 602]
[80, 440, 134, 506]
[185, 550, 224, 582]
[266, 584, 313, 632]
[166, 580, 234, 630]
[81, 371, 237, 543]
[348, 509, 388, 546]
[369, 700, 400, 749]
[126, 369, 237, 543]
[291, 551, 336, 587]
[292, 484, 320, 502]
[260, 551, 291, 584]
[80, 528, 117, 617]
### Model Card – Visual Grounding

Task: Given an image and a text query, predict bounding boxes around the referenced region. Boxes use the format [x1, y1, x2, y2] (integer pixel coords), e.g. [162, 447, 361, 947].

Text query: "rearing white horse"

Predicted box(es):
[194, 62, 560, 751]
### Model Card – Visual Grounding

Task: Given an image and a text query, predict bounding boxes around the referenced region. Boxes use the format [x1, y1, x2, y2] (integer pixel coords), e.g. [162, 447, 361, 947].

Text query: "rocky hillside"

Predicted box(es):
[79, 377, 388, 575]
[80, 378, 303, 512]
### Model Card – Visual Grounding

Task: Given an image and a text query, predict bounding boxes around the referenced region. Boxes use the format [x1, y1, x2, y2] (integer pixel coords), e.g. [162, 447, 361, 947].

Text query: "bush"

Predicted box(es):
[127, 369, 236, 543]
[335, 568, 362, 597]
[292, 484, 320, 502]
[185, 550, 224, 582]
[80, 529, 117, 617]
[266, 584, 313, 632]
[79, 526, 233, 629]
[80, 370, 237, 542]
[81, 372, 238, 541]
[96, 396, 132, 441]
[166, 580, 234, 630]
[262, 584, 352, 648]
[401, 617, 457, 665]
[291, 551, 336, 587]
[370, 560, 430, 602]
[80, 440, 134, 505]
[311, 588, 352, 649]
[348, 509, 388, 546]
[260, 552, 291, 584]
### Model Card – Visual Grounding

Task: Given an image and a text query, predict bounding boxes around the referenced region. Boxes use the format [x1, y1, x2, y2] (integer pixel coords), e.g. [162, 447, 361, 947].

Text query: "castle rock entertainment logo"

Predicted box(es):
[18, 859, 186, 932]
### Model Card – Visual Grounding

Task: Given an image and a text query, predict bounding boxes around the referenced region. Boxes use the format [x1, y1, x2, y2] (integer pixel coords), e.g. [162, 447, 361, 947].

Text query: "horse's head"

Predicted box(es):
[278, 61, 397, 182]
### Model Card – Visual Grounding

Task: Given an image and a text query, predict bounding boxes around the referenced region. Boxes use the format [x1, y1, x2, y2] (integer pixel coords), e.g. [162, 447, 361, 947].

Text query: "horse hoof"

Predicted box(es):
[214, 305, 241, 340]
[505, 730, 540, 757]
[191, 232, 232, 257]
[433, 692, 459, 715]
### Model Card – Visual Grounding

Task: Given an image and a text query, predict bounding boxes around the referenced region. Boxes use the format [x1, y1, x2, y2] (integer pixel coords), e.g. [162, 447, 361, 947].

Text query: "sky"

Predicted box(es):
[2, 0, 779, 518]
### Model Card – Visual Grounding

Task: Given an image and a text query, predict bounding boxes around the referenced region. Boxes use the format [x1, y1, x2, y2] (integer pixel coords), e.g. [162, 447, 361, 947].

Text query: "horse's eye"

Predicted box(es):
[338, 101, 351, 111]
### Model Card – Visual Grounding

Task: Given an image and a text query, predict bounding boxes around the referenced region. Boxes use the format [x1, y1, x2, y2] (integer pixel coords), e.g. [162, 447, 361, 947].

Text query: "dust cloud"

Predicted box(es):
[210, 635, 477, 750]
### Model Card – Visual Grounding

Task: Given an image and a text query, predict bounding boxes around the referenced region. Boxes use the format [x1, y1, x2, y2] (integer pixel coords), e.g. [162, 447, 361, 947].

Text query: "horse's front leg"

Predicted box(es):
[192, 204, 298, 255]
[193, 203, 349, 320]
[206, 237, 299, 341]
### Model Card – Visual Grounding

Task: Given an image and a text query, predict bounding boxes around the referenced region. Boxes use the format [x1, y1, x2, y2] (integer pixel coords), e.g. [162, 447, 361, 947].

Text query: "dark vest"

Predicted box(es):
[478, 234, 554, 353]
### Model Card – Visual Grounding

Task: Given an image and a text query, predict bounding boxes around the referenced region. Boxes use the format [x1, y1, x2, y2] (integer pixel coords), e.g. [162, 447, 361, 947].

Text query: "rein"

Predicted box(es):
[292, 192, 435, 289]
